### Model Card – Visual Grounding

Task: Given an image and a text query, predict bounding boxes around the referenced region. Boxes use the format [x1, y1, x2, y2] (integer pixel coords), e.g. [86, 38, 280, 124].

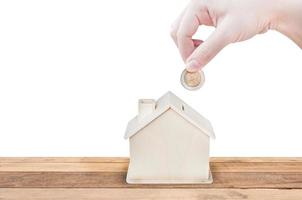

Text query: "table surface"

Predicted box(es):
[0, 157, 302, 199]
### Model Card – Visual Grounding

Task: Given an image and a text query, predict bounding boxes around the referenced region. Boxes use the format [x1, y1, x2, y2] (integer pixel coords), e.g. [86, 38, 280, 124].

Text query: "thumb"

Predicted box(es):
[186, 25, 231, 72]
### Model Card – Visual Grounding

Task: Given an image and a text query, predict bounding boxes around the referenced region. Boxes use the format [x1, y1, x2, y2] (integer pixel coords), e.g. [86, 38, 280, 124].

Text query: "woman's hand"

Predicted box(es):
[171, 0, 302, 72]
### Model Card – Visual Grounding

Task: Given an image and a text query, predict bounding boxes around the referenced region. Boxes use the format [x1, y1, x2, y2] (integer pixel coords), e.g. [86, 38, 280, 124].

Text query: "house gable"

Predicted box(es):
[124, 92, 215, 139]
[128, 108, 210, 179]
[131, 108, 210, 142]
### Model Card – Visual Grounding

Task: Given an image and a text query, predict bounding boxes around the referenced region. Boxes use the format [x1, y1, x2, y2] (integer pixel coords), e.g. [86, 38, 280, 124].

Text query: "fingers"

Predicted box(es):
[170, 1, 213, 62]
[186, 23, 231, 72]
[170, 7, 187, 47]
[171, 1, 231, 69]
[176, 6, 201, 61]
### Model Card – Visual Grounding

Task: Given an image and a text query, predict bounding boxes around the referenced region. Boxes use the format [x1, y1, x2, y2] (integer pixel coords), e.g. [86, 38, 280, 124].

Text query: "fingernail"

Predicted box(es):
[186, 60, 200, 72]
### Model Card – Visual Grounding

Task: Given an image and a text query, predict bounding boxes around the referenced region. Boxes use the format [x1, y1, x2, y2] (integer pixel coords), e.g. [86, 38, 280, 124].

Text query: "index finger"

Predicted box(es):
[177, 7, 201, 61]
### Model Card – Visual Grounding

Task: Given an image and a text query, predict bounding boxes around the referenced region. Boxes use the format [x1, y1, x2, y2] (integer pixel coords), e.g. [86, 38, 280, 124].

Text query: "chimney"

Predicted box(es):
[138, 99, 156, 121]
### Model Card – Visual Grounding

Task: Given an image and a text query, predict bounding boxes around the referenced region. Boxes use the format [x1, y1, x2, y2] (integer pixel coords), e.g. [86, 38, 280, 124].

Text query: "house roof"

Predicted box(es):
[124, 91, 216, 139]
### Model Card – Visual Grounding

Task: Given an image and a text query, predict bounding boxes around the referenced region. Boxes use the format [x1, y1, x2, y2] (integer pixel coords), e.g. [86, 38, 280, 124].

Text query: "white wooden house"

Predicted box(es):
[125, 92, 215, 184]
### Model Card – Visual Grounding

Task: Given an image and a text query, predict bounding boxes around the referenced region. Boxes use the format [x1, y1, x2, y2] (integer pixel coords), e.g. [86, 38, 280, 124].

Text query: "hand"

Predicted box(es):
[171, 0, 302, 72]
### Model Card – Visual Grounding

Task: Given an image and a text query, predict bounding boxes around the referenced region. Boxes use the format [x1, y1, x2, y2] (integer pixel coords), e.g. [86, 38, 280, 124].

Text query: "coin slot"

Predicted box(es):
[181, 105, 185, 111]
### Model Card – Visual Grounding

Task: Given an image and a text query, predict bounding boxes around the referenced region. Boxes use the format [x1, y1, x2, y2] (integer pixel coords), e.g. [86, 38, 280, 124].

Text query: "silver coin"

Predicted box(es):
[180, 69, 205, 90]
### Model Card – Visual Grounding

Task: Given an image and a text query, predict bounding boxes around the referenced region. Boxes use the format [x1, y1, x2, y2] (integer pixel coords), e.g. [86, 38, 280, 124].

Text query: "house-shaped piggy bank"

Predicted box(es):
[124, 91, 215, 184]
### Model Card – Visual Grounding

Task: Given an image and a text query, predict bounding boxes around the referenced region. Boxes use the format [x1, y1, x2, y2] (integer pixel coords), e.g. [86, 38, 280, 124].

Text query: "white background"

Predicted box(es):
[0, 0, 301, 156]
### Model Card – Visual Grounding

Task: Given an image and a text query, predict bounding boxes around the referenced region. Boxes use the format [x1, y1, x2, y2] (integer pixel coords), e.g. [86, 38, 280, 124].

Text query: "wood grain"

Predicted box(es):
[0, 157, 129, 163]
[2, 157, 302, 163]
[1, 188, 302, 200]
[0, 157, 302, 199]
[1, 157, 302, 172]
[1, 172, 302, 189]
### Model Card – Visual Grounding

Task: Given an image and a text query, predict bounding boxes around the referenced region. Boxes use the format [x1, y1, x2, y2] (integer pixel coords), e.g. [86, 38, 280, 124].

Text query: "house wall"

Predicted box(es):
[128, 109, 210, 182]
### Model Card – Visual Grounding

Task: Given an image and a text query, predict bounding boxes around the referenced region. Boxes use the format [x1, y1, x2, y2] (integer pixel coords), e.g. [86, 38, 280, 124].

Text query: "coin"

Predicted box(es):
[180, 69, 205, 90]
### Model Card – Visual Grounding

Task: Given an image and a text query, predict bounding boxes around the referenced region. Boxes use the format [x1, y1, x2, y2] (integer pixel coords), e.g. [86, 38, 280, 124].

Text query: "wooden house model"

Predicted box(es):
[124, 91, 215, 184]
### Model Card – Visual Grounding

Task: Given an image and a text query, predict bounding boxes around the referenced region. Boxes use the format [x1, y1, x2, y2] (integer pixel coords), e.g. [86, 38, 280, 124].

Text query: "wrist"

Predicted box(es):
[269, 0, 302, 47]
[268, 0, 285, 31]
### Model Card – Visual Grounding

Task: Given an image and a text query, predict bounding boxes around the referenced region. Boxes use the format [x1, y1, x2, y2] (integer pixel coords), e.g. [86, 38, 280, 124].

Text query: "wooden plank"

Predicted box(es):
[0, 157, 129, 163]
[211, 162, 302, 172]
[0, 160, 302, 172]
[0, 158, 301, 199]
[0, 172, 301, 189]
[2, 157, 302, 163]
[1, 188, 302, 200]
[0, 162, 128, 172]
[210, 157, 302, 163]
[0, 158, 301, 189]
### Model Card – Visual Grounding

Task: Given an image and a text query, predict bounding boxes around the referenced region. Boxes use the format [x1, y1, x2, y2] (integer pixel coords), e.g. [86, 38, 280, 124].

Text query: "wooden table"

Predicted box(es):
[0, 157, 302, 199]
